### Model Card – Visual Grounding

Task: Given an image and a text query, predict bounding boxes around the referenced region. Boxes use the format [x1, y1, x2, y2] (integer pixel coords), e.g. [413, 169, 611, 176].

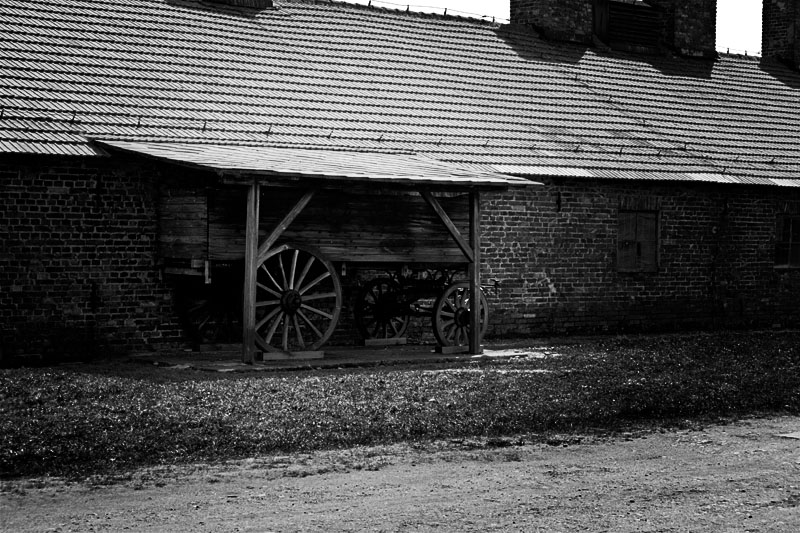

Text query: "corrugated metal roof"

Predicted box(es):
[1, 0, 799, 186]
[98, 140, 534, 188]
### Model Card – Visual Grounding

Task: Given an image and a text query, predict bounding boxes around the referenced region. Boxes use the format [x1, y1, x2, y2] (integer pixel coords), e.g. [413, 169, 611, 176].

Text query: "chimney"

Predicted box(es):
[509, 0, 594, 44]
[511, 0, 717, 57]
[643, 0, 717, 57]
[763, 0, 800, 68]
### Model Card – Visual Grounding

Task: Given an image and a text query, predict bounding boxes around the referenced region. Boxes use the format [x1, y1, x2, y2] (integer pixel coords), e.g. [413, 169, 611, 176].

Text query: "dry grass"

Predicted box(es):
[1, 330, 799, 479]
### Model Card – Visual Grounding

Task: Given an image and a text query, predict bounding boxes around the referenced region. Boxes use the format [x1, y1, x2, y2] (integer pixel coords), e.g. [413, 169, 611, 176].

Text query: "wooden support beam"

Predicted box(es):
[257, 190, 316, 261]
[420, 190, 474, 263]
[242, 181, 261, 364]
[468, 190, 483, 356]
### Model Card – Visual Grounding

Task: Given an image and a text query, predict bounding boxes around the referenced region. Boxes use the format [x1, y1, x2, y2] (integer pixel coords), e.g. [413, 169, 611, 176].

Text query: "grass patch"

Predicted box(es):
[1, 330, 799, 479]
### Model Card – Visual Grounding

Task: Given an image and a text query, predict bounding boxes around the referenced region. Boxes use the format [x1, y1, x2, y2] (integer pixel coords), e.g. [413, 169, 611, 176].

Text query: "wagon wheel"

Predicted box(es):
[254, 244, 342, 352]
[432, 282, 489, 347]
[354, 278, 410, 340]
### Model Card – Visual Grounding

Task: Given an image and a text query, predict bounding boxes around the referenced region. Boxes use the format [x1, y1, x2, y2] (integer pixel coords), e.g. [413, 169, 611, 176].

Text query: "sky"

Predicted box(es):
[344, 0, 764, 56]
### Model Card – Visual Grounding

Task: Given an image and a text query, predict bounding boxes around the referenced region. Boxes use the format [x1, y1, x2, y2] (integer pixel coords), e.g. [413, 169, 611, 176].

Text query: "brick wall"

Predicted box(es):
[511, 0, 717, 56]
[3, 155, 800, 354]
[0, 155, 184, 358]
[646, 0, 716, 57]
[673, 0, 716, 56]
[763, 0, 800, 67]
[510, 0, 594, 43]
[482, 179, 800, 337]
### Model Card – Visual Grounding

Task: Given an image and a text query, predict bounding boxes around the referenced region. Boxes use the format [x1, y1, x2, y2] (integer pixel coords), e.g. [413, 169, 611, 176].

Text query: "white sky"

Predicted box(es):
[344, 0, 764, 56]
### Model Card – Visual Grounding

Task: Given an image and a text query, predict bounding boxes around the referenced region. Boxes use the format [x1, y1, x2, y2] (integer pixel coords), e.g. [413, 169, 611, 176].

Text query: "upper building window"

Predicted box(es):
[618, 210, 659, 273]
[776, 215, 800, 268]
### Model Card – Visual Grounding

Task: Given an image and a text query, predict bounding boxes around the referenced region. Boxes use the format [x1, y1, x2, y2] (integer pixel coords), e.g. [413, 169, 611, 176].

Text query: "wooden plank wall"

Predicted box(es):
[158, 187, 208, 260]
[208, 187, 470, 264]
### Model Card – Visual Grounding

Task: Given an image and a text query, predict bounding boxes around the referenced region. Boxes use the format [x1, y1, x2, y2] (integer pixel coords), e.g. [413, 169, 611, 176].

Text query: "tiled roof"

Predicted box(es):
[98, 140, 533, 187]
[2, 0, 800, 186]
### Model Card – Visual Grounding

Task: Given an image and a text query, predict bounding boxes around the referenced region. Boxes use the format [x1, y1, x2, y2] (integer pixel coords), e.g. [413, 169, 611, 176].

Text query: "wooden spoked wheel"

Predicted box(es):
[254, 245, 342, 352]
[432, 282, 488, 347]
[354, 278, 410, 340]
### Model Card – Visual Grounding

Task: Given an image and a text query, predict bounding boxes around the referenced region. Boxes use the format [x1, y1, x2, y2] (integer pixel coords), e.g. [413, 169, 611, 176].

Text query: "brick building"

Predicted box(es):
[2, 0, 800, 358]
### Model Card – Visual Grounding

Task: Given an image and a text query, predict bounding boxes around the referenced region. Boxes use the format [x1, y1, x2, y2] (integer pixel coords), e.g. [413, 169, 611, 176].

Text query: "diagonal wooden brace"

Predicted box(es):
[420, 189, 474, 263]
[257, 189, 316, 262]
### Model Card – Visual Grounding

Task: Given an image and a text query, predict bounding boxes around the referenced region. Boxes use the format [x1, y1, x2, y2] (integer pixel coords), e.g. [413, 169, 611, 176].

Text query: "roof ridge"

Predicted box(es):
[275, 0, 505, 27]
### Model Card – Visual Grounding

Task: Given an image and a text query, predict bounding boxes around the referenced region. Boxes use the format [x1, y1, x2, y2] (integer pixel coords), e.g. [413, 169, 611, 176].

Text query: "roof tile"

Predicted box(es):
[1, 0, 800, 185]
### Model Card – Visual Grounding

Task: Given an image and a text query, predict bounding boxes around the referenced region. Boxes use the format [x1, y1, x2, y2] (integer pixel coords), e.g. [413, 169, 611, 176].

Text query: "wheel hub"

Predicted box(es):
[281, 290, 303, 315]
[454, 306, 471, 328]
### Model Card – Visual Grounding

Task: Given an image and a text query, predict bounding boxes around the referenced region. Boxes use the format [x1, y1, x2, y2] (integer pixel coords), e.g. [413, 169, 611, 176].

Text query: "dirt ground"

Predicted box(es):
[2, 416, 800, 532]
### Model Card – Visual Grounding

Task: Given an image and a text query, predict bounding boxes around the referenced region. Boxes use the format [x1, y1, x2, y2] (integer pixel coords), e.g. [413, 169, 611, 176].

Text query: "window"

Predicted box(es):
[776, 215, 800, 268]
[618, 210, 658, 273]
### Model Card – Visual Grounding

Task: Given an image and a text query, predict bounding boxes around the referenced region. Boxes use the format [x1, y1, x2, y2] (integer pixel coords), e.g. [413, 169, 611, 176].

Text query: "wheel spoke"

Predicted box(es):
[289, 249, 299, 290]
[445, 323, 456, 342]
[257, 281, 281, 299]
[261, 263, 282, 292]
[439, 310, 454, 318]
[278, 254, 289, 290]
[302, 291, 338, 302]
[256, 298, 281, 307]
[295, 255, 315, 290]
[301, 303, 333, 320]
[445, 297, 457, 312]
[390, 320, 399, 336]
[299, 272, 331, 295]
[281, 316, 290, 350]
[293, 315, 305, 348]
[255, 306, 281, 330]
[264, 312, 284, 345]
[297, 310, 323, 339]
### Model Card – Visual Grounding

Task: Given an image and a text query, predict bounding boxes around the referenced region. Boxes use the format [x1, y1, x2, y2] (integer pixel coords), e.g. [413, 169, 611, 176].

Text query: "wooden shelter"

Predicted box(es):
[99, 141, 534, 362]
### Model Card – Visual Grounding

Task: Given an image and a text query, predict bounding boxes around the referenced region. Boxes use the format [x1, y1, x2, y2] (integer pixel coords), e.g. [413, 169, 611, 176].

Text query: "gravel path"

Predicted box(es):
[2, 416, 800, 532]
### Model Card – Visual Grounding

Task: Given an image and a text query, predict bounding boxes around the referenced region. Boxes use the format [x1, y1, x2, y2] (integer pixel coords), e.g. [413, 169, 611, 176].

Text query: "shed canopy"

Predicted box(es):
[98, 140, 534, 189]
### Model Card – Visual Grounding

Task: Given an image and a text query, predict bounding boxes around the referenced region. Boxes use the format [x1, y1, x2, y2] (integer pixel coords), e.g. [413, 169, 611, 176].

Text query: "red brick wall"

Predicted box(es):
[482, 179, 800, 337]
[0, 156, 184, 358]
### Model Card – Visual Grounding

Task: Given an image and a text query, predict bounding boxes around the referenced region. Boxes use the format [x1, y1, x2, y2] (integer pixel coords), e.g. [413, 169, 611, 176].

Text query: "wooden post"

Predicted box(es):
[242, 181, 260, 364]
[468, 190, 482, 355]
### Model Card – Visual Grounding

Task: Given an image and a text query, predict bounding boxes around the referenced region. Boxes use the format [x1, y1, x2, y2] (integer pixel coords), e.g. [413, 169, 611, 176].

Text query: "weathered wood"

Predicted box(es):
[468, 190, 482, 356]
[364, 337, 408, 347]
[420, 190, 474, 263]
[435, 344, 470, 355]
[258, 350, 325, 361]
[158, 189, 208, 260]
[242, 182, 260, 364]
[257, 189, 316, 261]
[204, 188, 470, 264]
[161, 186, 474, 265]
